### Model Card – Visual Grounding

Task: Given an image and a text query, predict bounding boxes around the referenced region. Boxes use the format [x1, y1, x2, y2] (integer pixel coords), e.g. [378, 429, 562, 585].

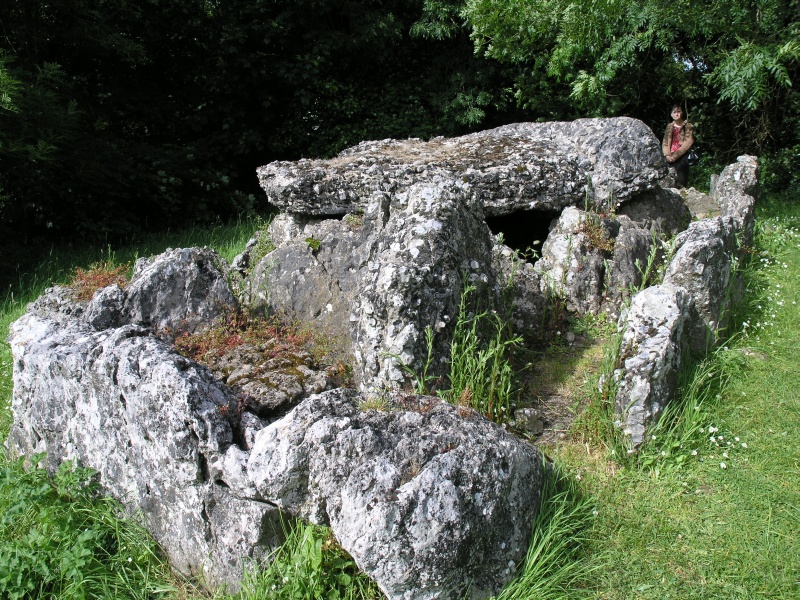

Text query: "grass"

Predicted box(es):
[548, 192, 800, 598]
[494, 463, 599, 600]
[1, 192, 799, 599]
[0, 454, 173, 600]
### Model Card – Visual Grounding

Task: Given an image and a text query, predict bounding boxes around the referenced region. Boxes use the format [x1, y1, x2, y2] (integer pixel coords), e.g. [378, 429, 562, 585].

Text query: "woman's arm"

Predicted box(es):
[662, 124, 672, 156]
[675, 123, 694, 157]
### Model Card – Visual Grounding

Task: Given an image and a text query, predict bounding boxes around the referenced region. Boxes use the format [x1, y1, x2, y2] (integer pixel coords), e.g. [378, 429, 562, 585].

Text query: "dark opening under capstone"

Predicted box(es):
[485, 209, 561, 264]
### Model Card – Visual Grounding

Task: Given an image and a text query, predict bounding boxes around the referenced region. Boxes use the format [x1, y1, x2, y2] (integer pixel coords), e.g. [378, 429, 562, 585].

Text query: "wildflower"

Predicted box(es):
[741, 443, 748, 449]
[720, 462, 727, 469]
[661, 451, 667, 456]
[735, 437, 740, 442]
[691, 450, 697, 456]
[723, 451, 729, 459]
[709, 436, 716, 443]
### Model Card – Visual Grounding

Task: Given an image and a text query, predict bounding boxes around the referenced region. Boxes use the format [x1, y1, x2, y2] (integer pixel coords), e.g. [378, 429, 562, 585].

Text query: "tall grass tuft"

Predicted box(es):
[494, 463, 599, 600]
[446, 285, 522, 423]
[0, 453, 173, 600]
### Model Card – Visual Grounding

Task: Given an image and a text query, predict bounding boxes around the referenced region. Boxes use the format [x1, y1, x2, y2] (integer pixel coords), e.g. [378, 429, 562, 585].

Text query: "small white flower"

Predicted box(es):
[710, 436, 716, 443]
[735, 437, 740, 442]
[723, 452, 729, 458]
[691, 450, 698, 456]
[720, 462, 727, 469]
[661, 451, 667, 456]
[741, 443, 748, 449]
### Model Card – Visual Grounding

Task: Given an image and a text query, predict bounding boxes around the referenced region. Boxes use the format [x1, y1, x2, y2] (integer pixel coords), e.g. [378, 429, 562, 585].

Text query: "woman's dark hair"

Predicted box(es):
[671, 104, 686, 119]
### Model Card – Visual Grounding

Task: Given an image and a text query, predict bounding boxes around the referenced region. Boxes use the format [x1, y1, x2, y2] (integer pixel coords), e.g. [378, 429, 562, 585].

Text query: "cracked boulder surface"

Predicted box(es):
[227, 388, 543, 600]
[250, 118, 667, 392]
[7, 250, 545, 599]
[257, 117, 666, 217]
[7, 310, 284, 587]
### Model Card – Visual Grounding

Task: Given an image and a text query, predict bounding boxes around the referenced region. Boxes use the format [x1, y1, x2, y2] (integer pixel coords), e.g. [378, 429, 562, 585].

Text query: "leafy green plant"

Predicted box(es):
[305, 237, 321, 253]
[0, 453, 172, 600]
[343, 212, 364, 231]
[233, 520, 382, 600]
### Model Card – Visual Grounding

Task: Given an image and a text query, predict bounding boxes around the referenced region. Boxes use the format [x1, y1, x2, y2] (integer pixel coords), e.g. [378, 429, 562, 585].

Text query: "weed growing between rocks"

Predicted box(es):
[0, 452, 173, 600]
[68, 259, 130, 302]
[247, 217, 276, 271]
[233, 521, 382, 600]
[172, 309, 352, 387]
[444, 285, 523, 424]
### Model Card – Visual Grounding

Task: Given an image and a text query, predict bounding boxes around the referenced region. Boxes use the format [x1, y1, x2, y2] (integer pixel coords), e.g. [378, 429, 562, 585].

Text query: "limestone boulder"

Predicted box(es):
[246, 178, 498, 392]
[533, 207, 610, 316]
[614, 284, 695, 446]
[122, 247, 236, 333]
[663, 217, 739, 350]
[717, 155, 759, 246]
[244, 388, 544, 600]
[617, 186, 691, 236]
[7, 312, 282, 587]
[8, 257, 545, 599]
[257, 117, 666, 218]
[602, 223, 655, 313]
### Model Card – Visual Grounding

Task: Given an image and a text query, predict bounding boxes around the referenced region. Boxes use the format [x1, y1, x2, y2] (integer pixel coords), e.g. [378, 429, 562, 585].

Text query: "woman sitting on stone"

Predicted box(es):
[662, 104, 694, 188]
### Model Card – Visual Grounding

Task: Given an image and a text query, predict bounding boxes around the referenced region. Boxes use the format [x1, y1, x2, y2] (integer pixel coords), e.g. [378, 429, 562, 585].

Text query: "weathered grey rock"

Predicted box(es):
[204, 342, 332, 416]
[85, 284, 126, 330]
[123, 247, 236, 333]
[7, 309, 282, 588]
[245, 388, 544, 600]
[614, 284, 694, 446]
[617, 187, 691, 236]
[533, 207, 610, 316]
[602, 224, 654, 311]
[680, 187, 720, 220]
[716, 155, 759, 246]
[663, 217, 738, 350]
[247, 178, 498, 392]
[513, 408, 544, 436]
[257, 117, 666, 218]
[492, 243, 547, 339]
[9, 273, 545, 599]
[36, 248, 239, 335]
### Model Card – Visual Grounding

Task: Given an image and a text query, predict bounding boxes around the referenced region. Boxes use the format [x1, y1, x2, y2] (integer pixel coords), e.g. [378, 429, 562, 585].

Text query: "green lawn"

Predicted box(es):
[549, 195, 800, 599]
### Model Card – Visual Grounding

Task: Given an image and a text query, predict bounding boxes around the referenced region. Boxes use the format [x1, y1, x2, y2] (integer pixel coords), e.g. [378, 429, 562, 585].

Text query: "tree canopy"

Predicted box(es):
[1, 0, 798, 283]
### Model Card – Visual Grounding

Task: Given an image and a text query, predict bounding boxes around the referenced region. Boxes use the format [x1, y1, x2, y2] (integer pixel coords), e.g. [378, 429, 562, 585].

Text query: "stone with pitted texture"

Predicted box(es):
[257, 117, 666, 218]
[663, 217, 738, 350]
[614, 284, 694, 446]
[7, 306, 283, 588]
[244, 388, 544, 600]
